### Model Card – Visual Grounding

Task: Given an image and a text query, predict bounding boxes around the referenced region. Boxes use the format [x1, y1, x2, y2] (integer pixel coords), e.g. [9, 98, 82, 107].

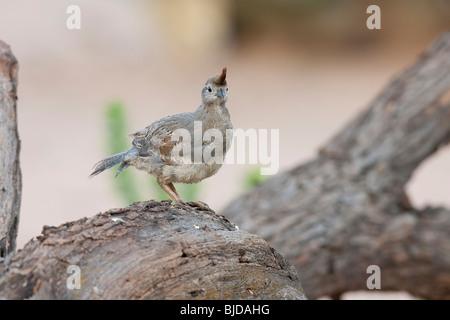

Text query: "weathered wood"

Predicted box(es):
[0, 201, 306, 300]
[223, 32, 450, 299]
[0, 40, 21, 257]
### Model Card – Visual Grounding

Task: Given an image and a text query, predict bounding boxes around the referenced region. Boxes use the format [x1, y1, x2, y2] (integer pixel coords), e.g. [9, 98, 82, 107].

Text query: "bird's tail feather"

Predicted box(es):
[89, 151, 129, 178]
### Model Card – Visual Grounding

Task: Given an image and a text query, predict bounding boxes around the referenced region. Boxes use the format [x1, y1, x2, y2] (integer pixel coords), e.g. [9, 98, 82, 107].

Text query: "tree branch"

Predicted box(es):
[0, 40, 21, 258]
[322, 32, 450, 190]
[223, 32, 450, 299]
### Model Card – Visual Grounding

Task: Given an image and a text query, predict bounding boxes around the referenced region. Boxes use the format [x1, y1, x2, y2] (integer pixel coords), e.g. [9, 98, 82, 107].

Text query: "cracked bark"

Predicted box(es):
[0, 201, 306, 300]
[223, 32, 450, 299]
[2, 32, 449, 300]
[0, 40, 21, 258]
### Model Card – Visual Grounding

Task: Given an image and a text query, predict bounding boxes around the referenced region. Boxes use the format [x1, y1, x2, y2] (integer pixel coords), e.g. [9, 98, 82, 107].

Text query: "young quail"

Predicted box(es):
[90, 67, 233, 208]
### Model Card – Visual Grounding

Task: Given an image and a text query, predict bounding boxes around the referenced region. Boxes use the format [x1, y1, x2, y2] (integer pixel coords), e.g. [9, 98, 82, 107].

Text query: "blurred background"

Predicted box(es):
[0, 0, 449, 292]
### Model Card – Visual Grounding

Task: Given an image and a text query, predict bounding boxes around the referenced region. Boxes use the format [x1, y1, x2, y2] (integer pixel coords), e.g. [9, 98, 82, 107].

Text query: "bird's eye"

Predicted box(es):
[226, 88, 228, 91]
[207, 87, 212, 93]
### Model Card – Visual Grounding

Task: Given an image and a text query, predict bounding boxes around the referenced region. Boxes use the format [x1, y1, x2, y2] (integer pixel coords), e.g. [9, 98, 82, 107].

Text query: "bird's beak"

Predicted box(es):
[215, 90, 225, 98]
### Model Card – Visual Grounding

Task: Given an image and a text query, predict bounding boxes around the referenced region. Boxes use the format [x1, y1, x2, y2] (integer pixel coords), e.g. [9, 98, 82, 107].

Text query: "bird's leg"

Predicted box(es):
[158, 182, 183, 204]
[158, 181, 211, 211]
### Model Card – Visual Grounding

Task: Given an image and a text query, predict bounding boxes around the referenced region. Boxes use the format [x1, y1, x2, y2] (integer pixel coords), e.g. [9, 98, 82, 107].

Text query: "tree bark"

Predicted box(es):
[0, 201, 306, 300]
[0, 40, 21, 258]
[223, 32, 450, 299]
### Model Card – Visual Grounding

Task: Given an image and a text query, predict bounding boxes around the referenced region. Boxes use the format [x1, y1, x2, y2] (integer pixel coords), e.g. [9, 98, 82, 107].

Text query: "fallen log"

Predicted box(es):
[0, 201, 306, 300]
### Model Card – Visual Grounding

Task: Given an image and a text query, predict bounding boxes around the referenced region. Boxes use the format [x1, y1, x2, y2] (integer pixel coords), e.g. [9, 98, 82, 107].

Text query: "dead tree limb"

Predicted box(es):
[0, 201, 306, 300]
[223, 32, 450, 299]
[0, 40, 21, 258]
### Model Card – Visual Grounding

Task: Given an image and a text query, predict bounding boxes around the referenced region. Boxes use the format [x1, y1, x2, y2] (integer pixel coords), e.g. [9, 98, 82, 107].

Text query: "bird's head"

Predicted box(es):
[202, 67, 228, 105]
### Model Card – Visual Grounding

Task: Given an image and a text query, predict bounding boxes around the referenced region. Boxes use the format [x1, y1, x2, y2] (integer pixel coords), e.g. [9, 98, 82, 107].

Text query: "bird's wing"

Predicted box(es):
[130, 114, 193, 166]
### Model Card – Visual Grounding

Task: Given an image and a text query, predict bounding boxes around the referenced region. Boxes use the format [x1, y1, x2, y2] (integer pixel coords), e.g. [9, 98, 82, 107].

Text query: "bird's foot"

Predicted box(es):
[185, 201, 213, 212]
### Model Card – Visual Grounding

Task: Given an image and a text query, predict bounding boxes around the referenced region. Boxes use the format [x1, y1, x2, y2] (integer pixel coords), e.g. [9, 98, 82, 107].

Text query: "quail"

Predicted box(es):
[90, 67, 233, 208]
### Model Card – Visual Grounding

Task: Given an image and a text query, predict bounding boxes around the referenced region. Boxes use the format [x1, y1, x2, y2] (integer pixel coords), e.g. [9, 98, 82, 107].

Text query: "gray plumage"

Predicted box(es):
[90, 67, 233, 205]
